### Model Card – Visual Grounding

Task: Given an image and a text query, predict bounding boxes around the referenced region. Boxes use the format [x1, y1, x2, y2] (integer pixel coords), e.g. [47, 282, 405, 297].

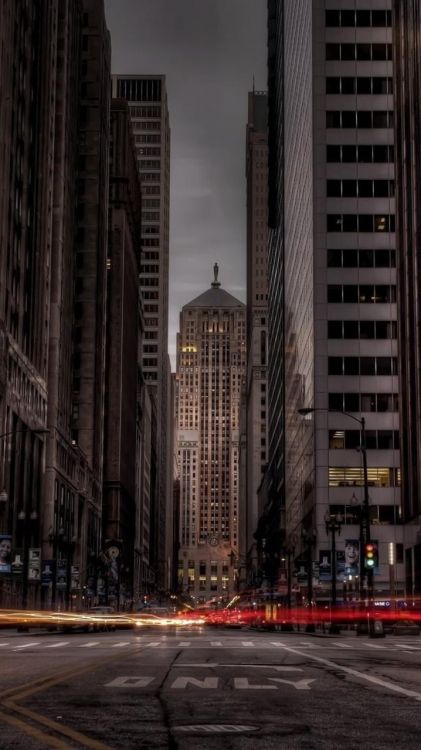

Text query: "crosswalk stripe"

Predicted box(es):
[210, 641, 223, 647]
[333, 642, 353, 649]
[79, 641, 100, 648]
[45, 641, 70, 648]
[13, 642, 41, 650]
[0, 642, 10, 647]
[364, 642, 387, 649]
[144, 642, 161, 648]
[395, 643, 421, 650]
[177, 641, 191, 647]
[112, 642, 130, 648]
[241, 641, 255, 647]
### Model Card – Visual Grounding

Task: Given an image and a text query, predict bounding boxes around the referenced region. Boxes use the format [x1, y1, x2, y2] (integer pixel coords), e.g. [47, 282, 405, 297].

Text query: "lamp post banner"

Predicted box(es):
[319, 550, 331, 581]
[345, 538, 360, 576]
[41, 560, 55, 587]
[0, 534, 12, 573]
[28, 548, 41, 580]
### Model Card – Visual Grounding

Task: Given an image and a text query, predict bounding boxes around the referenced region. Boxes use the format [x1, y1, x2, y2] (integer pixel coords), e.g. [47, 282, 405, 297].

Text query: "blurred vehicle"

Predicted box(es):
[391, 619, 420, 636]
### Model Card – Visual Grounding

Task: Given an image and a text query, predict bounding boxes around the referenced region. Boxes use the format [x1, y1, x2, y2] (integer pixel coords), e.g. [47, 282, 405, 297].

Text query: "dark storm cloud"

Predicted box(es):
[104, 0, 267, 365]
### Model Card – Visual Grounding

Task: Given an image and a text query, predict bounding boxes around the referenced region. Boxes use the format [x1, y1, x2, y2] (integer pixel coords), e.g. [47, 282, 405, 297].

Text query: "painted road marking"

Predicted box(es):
[171, 676, 219, 689]
[13, 642, 41, 651]
[233, 677, 276, 690]
[177, 641, 191, 647]
[395, 643, 421, 651]
[143, 641, 161, 648]
[241, 641, 255, 647]
[273, 642, 421, 702]
[210, 641, 223, 647]
[268, 677, 315, 690]
[45, 641, 70, 649]
[174, 725, 259, 734]
[106, 676, 155, 688]
[332, 642, 353, 649]
[0, 642, 10, 647]
[298, 641, 320, 648]
[111, 642, 130, 648]
[79, 641, 100, 648]
[364, 643, 387, 649]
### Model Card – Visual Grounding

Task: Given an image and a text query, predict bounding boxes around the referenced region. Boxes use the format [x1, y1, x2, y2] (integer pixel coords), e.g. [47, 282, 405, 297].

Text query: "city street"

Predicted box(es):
[1, 628, 421, 749]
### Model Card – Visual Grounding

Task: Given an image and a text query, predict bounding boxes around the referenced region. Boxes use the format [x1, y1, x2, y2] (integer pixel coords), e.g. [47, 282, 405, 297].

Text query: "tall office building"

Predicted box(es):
[44, 0, 111, 609]
[245, 91, 269, 576]
[269, 1, 403, 602]
[103, 98, 143, 606]
[0, 0, 56, 607]
[393, 0, 421, 595]
[176, 267, 246, 599]
[111, 75, 171, 590]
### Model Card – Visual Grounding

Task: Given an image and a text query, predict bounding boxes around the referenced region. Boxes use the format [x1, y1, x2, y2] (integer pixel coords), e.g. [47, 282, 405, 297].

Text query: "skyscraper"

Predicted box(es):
[176, 267, 246, 599]
[0, 0, 56, 607]
[393, 0, 421, 595]
[111, 75, 172, 590]
[103, 98, 143, 607]
[269, 1, 403, 603]
[245, 91, 269, 578]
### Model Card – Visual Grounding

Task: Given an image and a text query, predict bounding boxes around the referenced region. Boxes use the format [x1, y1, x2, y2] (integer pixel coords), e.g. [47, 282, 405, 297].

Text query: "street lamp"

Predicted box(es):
[301, 527, 316, 632]
[298, 407, 372, 605]
[324, 511, 343, 607]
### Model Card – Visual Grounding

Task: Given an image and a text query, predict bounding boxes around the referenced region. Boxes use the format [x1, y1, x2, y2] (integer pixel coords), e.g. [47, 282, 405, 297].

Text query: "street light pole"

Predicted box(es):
[325, 511, 342, 634]
[298, 407, 372, 606]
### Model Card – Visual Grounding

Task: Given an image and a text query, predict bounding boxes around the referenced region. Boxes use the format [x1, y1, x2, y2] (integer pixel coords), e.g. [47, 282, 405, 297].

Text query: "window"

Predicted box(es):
[328, 321, 343, 338]
[327, 215, 395, 233]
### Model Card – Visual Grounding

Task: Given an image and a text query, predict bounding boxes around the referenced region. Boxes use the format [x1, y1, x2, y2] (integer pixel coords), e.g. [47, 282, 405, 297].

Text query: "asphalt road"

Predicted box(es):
[1, 627, 421, 749]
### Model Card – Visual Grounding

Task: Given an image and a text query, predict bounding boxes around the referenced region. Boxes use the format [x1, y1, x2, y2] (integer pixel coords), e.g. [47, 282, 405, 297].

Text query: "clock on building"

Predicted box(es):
[208, 534, 219, 547]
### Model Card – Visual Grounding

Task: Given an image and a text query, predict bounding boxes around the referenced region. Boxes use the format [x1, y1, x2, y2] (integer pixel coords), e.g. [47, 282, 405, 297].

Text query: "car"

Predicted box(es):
[391, 619, 420, 636]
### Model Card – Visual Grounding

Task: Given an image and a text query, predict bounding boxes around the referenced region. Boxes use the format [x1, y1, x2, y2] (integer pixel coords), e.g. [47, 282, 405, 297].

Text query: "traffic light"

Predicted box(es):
[364, 542, 378, 571]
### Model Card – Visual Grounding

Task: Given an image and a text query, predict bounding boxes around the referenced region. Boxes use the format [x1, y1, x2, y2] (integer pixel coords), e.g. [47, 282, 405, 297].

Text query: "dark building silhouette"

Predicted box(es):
[0, 0, 57, 606]
[103, 99, 143, 607]
[393, 0, 421, 595]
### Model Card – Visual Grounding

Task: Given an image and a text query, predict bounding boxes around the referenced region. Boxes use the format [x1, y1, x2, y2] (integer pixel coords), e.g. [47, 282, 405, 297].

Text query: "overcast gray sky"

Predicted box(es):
[104, 0, 267, 368]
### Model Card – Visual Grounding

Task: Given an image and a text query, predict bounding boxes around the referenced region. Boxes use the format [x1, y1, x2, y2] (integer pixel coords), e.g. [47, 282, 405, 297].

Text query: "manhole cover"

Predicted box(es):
[174, 724, 259, 734]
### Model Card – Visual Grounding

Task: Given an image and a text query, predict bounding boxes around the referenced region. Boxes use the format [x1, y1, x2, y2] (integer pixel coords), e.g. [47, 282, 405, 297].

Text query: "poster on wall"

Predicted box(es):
[0, 534, 12, 574]
[344, 539, 360, 576]
[28, 548, 41, 581]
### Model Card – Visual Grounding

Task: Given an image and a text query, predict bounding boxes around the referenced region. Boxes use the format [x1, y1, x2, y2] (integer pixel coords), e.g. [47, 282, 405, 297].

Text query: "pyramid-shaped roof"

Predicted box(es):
[184, 264, 245, 310]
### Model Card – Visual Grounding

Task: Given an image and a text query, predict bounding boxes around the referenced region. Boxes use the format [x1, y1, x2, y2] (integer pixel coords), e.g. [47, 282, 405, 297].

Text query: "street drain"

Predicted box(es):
[174, 724, 259, 734]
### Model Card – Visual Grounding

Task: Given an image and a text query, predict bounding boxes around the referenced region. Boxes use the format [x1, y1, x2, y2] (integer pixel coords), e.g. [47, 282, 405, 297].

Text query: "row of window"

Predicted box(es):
[328, 285, 396, 304]
[327, 179, 394, 198]
[328, 357, 398, 376]
[327, 144, 394, 163]
[327, 215, 395, 233]
[326, 110, 393, 129]
[325, 9, 391, 27]
[327, 249, 395, 268]
[328, 320, 397, 340]
[329, 429, 399, 450]
[328, 466, 400, 488]
[328, 392, 398, 413]
[326, 43, 392, 62]
[329, 507, 402, 535]
[326, 76, 393, 95]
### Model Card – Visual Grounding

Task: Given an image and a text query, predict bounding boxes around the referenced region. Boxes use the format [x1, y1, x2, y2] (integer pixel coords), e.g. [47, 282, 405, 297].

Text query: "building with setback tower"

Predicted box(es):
[176, 267, 246, 599]
[111, 75, 172, 591]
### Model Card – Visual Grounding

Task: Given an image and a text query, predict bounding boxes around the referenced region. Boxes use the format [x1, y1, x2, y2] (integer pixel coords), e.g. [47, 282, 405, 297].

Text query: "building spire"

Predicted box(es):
[211, 262, 221, 288]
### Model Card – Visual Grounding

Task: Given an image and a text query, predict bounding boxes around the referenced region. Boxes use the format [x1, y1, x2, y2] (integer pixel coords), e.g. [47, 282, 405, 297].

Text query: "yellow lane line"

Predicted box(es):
[3, 643, 144, 702]
[4, 701, 113, 750]
[0, 642, 149, 749]
[0, 708, 73, 750]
